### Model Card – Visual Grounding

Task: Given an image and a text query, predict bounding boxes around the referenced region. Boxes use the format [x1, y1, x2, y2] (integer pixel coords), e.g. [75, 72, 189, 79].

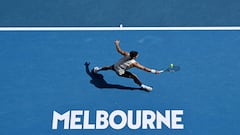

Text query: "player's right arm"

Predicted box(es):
[114, 40, 129, 56]
[133, 62, 161, 74]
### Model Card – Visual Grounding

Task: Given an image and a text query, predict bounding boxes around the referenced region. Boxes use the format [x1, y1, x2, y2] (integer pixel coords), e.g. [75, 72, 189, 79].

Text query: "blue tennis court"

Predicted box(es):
[0, 30, 240, 135]
[1, 0, 240, 26]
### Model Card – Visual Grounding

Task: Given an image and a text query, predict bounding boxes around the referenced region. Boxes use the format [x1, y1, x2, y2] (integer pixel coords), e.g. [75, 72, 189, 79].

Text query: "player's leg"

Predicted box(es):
[122, 71, 152, 91]
[93, 65, 113, 73]
[121, 71, 142, 85]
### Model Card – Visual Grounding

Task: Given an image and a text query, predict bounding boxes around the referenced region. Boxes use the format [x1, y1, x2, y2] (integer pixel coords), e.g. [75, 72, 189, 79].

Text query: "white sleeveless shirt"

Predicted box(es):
[114, 56, 136, 75]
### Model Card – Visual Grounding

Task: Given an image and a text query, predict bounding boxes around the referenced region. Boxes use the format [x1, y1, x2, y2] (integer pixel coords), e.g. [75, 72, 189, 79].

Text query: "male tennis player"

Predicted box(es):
[93, 40, 163, 91]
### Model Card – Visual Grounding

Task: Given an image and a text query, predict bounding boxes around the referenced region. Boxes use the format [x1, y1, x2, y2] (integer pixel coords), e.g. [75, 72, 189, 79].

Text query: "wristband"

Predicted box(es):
[150, 69, 156, 73]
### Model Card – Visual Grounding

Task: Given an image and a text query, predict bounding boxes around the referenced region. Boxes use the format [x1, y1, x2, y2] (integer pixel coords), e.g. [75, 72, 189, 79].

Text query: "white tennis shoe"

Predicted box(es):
[93, 67, 101, 73]
[141, 84, 153, 91]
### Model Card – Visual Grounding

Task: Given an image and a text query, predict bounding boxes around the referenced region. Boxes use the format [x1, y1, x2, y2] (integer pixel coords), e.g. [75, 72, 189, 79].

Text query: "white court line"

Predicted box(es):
[1, 26, 240, 31]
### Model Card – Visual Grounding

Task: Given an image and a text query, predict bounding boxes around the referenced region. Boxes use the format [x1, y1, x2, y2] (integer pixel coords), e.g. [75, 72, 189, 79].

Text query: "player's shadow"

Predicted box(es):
[84, 62, 144, 91]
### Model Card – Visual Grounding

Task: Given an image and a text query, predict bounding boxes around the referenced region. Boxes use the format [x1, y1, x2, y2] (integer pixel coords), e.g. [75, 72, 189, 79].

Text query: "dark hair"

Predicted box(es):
[130, 51, 138, 58]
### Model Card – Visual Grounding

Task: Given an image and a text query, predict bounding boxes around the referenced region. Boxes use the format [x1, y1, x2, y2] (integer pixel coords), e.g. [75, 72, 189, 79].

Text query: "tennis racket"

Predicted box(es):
[160, 65, 180, 73]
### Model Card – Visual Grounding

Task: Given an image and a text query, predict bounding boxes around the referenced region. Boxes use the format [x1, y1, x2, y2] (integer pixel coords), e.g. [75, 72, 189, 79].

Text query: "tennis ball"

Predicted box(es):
[170, 64, 174, 68]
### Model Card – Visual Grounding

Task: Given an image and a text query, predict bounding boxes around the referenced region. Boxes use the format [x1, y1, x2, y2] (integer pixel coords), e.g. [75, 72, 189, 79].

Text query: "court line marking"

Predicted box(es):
[1, 26, 240, 31]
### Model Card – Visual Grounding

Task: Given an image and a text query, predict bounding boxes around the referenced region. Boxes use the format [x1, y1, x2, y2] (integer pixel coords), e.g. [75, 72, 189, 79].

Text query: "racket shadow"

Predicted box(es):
[84, 62, 144, 91]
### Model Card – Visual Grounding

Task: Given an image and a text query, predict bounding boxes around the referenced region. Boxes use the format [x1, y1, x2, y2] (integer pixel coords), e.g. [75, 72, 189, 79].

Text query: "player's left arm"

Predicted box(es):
[114, 40, 129, 56]
[133, 62, 161, 74]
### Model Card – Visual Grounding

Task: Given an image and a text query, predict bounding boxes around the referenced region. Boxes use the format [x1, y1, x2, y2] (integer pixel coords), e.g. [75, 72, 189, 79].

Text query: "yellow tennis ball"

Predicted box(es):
[170, 64, 174, 68]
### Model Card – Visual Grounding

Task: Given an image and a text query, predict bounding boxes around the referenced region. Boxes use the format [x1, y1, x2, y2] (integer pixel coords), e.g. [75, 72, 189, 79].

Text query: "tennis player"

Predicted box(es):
[93, 40, 163, 91]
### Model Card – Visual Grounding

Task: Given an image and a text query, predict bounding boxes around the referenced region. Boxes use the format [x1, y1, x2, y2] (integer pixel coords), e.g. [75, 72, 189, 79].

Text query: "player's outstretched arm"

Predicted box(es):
[114, 40, 129, 56]
[133, 62, 161, 74]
